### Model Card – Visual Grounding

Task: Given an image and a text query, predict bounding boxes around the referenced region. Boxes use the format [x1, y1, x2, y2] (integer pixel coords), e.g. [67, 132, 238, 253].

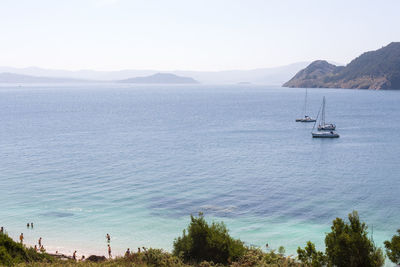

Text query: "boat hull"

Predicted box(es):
[296, 118, 316, 122]
[312, 132, 340, 138]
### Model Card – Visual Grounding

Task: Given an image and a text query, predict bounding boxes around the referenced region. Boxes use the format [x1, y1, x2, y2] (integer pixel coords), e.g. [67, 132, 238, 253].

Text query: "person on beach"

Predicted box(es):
[125, 248, 130, 257]
[26, 223, 30, 228]
[137, 247, 141, 254]
[108, 244, 112, 259]
[80, 255, 85, 261]
[30, 222, 33, 228]
[19, 233, 24, 244]
[40, 245, 45, 252]
[0, 227, 3, 234]
[106, 233, 110, 243]
[73, 251, 77, 261]
[38, 237, 42, 247]
[34, 245, 38, 251]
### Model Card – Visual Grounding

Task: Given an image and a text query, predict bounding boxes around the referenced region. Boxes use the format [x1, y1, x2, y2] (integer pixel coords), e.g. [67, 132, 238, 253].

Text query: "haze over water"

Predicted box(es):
[0, 84, 399, 257]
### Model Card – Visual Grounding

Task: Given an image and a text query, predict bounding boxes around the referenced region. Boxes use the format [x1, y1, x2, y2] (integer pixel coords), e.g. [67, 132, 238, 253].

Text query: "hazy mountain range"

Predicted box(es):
[0, 73, 91, 83]
[0, 62, 311, 85]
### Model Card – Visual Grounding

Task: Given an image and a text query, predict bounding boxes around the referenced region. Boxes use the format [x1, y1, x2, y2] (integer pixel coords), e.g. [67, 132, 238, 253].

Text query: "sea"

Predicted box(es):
[0, 84, 399, 260]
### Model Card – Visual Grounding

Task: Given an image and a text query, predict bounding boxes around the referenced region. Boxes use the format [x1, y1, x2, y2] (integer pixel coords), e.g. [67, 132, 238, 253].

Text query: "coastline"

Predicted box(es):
[1, 213, 394, 262]
[2, 212, 396, 267]
[4, 230, 113, 259]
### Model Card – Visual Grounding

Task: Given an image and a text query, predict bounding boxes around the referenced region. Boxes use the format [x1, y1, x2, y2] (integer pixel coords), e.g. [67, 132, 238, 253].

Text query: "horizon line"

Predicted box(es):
[0, 61, 319, 73]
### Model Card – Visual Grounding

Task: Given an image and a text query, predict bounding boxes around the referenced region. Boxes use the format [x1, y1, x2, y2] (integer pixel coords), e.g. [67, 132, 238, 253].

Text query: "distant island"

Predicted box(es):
[0, 72, 199, 85]
[237, 82, 252, 85]
[283, 42, 400, 90]
[118, 73, 198, 84]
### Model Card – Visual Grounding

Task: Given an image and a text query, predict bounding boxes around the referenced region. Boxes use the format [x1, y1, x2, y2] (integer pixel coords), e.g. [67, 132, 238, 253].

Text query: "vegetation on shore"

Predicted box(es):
[0, 231, 53, 265]
[384, 229, 400, 265]
[1, 211, 400, 266]
[172, 213, 246, 264]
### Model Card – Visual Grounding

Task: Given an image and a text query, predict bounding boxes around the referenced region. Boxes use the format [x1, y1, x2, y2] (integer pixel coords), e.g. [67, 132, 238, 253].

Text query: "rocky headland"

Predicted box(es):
[283, 42, 400, 90]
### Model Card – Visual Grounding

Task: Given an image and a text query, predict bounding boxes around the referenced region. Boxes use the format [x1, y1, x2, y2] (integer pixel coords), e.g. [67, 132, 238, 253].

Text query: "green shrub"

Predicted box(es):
[297, 241, 326, 267]
[278, 246, 285, 255]
[230, 247, 298, 267]
[325, 211, 384, 267]
[384, 229, 400, 265]
[0, 246, 13, 266]
[173, 213, 246, 264]
[141, 248, 185, 267]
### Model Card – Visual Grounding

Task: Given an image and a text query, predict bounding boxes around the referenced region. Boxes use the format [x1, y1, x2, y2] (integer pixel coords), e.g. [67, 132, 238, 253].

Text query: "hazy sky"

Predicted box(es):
[1, 0, 399, 71]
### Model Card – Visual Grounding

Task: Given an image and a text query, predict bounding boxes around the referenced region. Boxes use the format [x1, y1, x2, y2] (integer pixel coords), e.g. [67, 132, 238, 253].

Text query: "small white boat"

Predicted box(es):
[296, 89, 316, 122]
[317, 97, 336, 130]
[296, 116, 316, 122]
[312, 131, 340, 138]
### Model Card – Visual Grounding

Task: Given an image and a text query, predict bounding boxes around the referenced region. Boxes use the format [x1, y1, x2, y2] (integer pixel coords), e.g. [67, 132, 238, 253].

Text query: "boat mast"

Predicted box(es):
[312, 101, 322, 132]
[304, 89, 308, 116]
[321, 96, 326, 126]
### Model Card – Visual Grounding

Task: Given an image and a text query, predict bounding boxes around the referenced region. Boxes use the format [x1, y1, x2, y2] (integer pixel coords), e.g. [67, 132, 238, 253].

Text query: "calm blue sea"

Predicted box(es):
[0, 84, 399, 259]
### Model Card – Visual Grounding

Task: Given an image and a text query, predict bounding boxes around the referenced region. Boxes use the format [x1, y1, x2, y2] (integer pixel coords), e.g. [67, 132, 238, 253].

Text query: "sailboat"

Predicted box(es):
[317, 97, 336, 131]
[295, 89, 316, 122]
[312, 96, 339, 138]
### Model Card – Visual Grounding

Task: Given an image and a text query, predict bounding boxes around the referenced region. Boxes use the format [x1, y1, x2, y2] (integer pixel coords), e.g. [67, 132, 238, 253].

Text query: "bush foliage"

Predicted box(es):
[297, 241, 326, 267]
[173, 213, 246, 264]
[325, 211, 384, 267]
[297, 211, 385, 267]
[384, 229, 400, 265]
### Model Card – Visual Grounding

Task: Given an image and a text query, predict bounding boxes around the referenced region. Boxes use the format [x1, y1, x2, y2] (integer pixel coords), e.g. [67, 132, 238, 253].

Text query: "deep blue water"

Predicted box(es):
[0, 84, 399, 258]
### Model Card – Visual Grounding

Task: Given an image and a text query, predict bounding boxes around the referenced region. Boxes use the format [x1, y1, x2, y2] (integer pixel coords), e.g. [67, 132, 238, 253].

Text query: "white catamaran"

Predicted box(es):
[312, 96, 339, 138]
[296, 89, 316, 122]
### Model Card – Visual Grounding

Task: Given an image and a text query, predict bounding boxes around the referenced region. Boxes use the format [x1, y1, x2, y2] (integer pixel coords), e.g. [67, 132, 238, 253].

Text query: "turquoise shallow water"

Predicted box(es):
[0, 84, 399, 258]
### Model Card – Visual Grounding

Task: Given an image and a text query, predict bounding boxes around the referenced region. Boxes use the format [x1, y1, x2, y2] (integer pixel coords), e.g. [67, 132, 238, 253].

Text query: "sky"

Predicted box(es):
[0, 0, 399, 71]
